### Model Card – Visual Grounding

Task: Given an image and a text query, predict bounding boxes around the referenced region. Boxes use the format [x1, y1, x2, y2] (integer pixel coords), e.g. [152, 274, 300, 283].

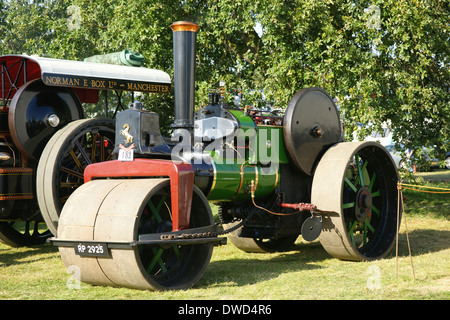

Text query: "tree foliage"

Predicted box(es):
[1, 0, 448, 158]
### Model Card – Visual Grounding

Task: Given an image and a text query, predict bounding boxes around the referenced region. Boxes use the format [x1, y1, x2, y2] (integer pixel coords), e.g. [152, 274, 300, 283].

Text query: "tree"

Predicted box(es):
[1, 0, 448, 160]
[188, 0, 449, 162]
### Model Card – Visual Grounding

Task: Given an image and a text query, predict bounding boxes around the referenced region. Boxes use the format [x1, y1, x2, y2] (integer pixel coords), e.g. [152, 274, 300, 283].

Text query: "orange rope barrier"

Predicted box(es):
[398, 182, 450, 194]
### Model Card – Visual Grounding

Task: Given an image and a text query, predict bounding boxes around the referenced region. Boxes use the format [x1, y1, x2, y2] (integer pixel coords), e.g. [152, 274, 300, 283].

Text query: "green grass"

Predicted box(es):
[0, 170, 449, 300]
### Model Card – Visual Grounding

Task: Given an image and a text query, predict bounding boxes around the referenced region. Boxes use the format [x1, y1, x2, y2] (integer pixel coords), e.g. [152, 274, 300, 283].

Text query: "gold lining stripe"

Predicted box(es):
[254, 166, 259, 192]
[231, 163, 246, 201]
[257, 124, 283, 128]
[207, 160, 217, 198]
[272, 169, 279, 193]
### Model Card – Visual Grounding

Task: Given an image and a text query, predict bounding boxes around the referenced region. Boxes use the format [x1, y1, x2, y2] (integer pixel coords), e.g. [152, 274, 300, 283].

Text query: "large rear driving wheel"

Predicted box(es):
[312, 141, 400, 261]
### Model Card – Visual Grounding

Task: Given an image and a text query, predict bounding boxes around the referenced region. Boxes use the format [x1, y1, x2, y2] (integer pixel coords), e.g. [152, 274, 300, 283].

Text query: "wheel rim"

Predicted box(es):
[312, 141, 400, 261]
[343, 151, 392, 255]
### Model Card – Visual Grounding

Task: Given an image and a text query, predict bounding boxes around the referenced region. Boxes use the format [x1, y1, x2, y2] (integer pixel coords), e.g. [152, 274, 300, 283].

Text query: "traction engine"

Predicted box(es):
[1, 21, 400, 291]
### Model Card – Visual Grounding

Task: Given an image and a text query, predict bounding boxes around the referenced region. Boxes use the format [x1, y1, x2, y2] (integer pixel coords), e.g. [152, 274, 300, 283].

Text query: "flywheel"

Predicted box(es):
[283, 87, 342, 176]
[8, 79, 83, 160]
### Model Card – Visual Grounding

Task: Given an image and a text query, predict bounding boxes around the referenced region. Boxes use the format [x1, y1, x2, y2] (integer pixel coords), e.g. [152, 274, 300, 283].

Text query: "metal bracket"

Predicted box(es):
[84, 158, 195, 230]
[48, 224, 227, 252]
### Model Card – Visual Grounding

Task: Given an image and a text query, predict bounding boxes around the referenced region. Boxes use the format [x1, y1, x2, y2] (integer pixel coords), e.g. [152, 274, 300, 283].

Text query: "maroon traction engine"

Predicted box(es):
[0, 21, 400, 290]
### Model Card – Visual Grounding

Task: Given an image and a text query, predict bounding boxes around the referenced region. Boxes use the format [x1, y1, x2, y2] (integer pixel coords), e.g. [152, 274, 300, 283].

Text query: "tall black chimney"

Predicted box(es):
[170, 21, 199, 138]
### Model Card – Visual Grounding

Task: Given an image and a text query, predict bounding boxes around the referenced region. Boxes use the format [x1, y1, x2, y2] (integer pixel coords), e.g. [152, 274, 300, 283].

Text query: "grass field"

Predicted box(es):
[0, 170, 448, 300]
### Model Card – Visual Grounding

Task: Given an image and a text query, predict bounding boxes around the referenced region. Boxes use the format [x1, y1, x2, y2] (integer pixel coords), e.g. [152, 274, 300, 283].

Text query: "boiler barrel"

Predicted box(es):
[207, 163, 279, 202]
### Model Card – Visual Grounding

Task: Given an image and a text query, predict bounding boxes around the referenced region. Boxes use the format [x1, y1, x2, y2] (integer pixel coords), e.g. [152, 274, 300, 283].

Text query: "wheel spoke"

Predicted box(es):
[148, 248, 167, 274]
[74, 139, 92, 165]
[363, 222, 368, 245]
[90, 133, 97, 163]
[148, 202, 161, 223]
[60, 194, 71, 203]
[371, 190, 380, 197]
[348, 155, 381, 248]
[147, 195, 167, 223]
[60, 166, 84, 179]
[156, 195, 166, 212]
[23, 221, 30, 236]
[172, 245, 180, 258]
[355, 155, 365, 186]
[105, 149, 114, 161]
[362, 161, 369, 181]
[343, 202, 355, 209]
[366, 220, 375, 233]
[69, 149, 85, 172]
[369, 171, 377, 192]
[60, 182, 83, 188]
[363, 220, 375, 245]
[344, 177, 358, 192]
[99, 135, 105, 162]
[33, 221, 41, 236]
[142, 192, 174, 276]
[371, 205, 380, 216]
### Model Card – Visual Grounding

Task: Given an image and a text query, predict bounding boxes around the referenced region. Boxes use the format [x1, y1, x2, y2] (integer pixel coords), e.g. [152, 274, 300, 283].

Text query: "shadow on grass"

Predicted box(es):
[0, 243, 58, 267]
[393, 228, 450, 258]
[1, 228, 447, 289]
[201, 241, 331, 287]
[202, 228, 450, 288]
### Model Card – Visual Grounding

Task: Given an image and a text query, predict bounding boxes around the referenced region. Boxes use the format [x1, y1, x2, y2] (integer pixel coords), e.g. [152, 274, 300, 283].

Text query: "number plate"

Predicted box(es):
[74, 242, 109, 257]
[118, 149, 134, 161]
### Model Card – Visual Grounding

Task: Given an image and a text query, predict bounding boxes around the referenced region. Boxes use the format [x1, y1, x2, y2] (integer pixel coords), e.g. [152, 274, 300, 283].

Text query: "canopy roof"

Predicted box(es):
[0, 55, 171, 103]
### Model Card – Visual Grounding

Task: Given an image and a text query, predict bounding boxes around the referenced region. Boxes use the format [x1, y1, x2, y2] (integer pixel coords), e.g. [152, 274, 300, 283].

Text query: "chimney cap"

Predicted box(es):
[170, 21, 200, 33]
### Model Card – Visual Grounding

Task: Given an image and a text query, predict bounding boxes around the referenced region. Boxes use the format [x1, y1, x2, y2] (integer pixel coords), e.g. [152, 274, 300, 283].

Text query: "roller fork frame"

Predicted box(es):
[84, 158, 194, 231]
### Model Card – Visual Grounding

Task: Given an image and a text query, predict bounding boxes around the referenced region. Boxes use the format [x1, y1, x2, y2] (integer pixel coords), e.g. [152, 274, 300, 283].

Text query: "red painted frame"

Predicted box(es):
[84, 158, 194, 231]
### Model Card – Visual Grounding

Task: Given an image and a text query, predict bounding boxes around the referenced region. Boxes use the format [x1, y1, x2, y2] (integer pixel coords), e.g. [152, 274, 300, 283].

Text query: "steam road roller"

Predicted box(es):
[49, 21, 401, 290]
[0, 46, 170, 246]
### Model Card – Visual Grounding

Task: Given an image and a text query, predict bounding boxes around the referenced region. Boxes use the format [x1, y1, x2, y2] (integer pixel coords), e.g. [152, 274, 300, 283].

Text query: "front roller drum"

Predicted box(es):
[57, 178, 214, 290]
[312, 141, 400, 261]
